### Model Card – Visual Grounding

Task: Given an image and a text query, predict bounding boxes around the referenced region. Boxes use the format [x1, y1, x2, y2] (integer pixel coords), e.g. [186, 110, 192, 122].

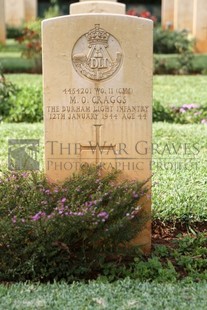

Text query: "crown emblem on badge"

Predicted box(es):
[72, 24, 123, 81]
[85, 24, 110, 47]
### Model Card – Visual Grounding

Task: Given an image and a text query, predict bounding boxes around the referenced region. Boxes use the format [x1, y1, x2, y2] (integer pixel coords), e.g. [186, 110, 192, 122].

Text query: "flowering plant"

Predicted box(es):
[127, 9, 157, 23]
[170, 103, 207, 124]
[0, 166, 149, 282]
[16, 20, 42, 72]
[153, 100, 207, 125]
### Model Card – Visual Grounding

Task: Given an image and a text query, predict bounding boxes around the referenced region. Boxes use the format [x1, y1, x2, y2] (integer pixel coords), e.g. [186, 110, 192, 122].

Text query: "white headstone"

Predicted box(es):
[42, 0, 153, 252]
[161, 0, 174, 30]
[174, 0, 194, 33]
[0, 0, 6, 44]
[5, 0, 25, 27]
[25, 0, 37, 22]
[193, 0, 207, 53]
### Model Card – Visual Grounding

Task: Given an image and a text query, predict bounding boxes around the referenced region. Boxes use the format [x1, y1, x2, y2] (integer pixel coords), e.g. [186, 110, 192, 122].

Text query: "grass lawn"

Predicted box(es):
[6, 73, 42, 88]
[153, 75, 207, 107]
[0, 40, 34, 73]
[0, 280, 207, 310]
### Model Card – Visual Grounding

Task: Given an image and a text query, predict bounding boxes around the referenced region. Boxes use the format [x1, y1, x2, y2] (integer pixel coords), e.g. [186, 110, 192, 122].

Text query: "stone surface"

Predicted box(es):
[42, 11, 153, 252]
[25, 0, 37, 22]
[161, 0, 174, 30]
[193, 0, 207, 53]
[5, 0, 25, 27]
[70, 1, 125, 15]
[174, 0, 194, 33]
[0, 0, 6, 44]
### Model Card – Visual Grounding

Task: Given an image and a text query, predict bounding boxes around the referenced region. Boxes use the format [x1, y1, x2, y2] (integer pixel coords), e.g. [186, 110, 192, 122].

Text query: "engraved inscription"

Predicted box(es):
[46, 86, 149, 121]
[72, 24, 123, 81]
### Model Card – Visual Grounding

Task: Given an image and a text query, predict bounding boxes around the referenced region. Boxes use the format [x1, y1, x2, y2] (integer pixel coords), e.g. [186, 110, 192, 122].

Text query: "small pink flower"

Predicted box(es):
[179, 108, 186, 113]
[31, 211, 46, 221]
[97, 211, 109, 220]
[12, 216, 17, 223]
[201, 119, 207, 125]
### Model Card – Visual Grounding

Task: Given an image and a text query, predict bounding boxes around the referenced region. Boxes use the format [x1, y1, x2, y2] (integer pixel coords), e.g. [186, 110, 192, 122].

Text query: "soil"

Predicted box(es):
[152, 219, 207, 248]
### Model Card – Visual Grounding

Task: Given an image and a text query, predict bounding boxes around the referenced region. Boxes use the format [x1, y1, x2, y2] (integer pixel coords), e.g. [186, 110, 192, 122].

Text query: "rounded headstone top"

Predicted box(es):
[80, 0, 117, 2]
[70, 0, 125, 15]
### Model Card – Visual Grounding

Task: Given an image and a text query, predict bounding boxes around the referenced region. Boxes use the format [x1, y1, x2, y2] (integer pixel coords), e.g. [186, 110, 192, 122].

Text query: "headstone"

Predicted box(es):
[70, 0, 125, 14]
[193, 0, 207, 53]
[5, 0, 25, 27]
[42, 0, 153, 252]
[25, 0, 37, 22]
[161, 0, 174, 30]
[0, 0, 6, 44]
[174, 0, 194, 33]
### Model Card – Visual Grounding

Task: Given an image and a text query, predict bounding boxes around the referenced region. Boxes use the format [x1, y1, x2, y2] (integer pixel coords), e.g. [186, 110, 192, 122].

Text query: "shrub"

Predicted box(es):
[6, 26, 24, 39]
[169, 103, 207, 124]
[0, 72, 19, 121]
[153, 100, 207, 124]
[153, 28, 194, 54]
[0, 73, 42, 123]
[153, 101, 174, 123]
[0, 167, 148, 282]
[8, 85, 43, 122]
[44, 0, 61, 19]
[16, 20, 42, 73]
[154, 54, 196, 75]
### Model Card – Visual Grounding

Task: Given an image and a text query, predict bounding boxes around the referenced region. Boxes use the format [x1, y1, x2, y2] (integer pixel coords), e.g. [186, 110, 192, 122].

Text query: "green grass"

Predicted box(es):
[153, 75, 207, 107]
[0, 280, 207, 309]
[0, 40, 35, 72]
[0, 39, 23, 53]
[0, 57, 34, 73]
[152, 122, 207, 221]
[5, 73, 42, 87]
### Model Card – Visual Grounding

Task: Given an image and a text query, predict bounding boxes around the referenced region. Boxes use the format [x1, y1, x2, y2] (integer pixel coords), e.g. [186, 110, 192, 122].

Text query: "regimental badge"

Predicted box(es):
[72, 24, 123, 81]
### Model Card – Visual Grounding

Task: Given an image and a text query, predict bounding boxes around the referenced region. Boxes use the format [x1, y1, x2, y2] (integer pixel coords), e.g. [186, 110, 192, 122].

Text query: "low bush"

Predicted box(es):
[153, 100, 174, 123]
[16, 20, 42, 73]
[153, 100, 207, 124]
[0, 167, 206, 283]
[6, 26, 24, 39]
[154, 53, 195, 75]
[0, 73, 42, 122]
[8, 85, 42, 122]
[0, 167, 148, 282]
[153, 28, 194, 54]
[0, 72, 19, 121]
